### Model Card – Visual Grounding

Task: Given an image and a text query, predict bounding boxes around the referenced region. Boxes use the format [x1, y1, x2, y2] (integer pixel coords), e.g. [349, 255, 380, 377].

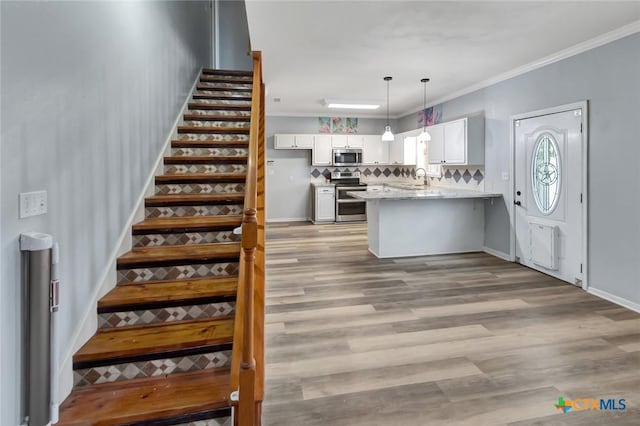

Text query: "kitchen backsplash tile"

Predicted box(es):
[428, 166, 485, 190]
[309, 165, 485, 190]
[310, 167, 416, 183]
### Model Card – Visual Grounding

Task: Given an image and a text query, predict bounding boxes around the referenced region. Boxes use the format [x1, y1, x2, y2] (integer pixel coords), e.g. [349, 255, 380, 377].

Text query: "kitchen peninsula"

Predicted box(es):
[350, 187, 502, 258]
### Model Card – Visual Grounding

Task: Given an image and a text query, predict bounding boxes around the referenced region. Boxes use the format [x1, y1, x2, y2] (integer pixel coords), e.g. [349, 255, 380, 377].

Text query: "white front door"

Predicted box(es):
[514, 107, 584, 285]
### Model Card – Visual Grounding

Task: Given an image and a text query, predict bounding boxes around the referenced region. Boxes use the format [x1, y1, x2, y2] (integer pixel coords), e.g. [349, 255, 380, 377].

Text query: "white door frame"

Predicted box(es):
[509, 101, 589, 290]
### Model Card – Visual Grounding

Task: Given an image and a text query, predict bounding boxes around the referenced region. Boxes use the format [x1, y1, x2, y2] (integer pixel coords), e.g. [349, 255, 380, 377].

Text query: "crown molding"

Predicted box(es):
[402, 19, 640, 118]
[265, 111, 401, 120]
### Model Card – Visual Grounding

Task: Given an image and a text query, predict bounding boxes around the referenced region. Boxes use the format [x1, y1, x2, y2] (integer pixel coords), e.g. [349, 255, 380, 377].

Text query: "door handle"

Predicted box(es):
[514, 201, 522, 206]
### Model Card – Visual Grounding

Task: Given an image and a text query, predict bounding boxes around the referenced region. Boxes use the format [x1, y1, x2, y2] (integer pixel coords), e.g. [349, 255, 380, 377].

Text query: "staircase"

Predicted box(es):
[57, 65, 263, 426]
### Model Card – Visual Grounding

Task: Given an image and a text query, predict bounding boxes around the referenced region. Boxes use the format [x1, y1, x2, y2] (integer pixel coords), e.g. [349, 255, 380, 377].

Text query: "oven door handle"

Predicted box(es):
[336, 199, 365, 203]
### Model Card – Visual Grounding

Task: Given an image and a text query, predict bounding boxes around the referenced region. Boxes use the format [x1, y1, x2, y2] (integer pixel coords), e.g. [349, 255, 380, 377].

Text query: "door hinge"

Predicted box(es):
[580, 193, 583, 203]
[580, 263, 583, 273]
[580, 123, 583, 133]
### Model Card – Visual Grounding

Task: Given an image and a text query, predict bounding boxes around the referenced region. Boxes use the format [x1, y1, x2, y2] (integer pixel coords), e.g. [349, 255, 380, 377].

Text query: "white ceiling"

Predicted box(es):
[245, 1, 640, 117]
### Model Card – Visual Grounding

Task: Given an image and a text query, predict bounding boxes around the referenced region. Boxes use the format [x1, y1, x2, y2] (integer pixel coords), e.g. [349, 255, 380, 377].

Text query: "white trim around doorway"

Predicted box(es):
[509, 101, 589, 290]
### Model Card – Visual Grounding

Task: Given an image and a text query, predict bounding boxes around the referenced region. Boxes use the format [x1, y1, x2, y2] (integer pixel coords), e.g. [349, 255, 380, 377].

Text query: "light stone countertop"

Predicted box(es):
[310, 182, 335, 188]
[348, 186, 502, 200]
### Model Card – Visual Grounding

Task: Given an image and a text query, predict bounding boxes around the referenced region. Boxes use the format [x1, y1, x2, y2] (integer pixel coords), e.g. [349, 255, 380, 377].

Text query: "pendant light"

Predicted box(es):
[418, 78, 432, 143]
[381, 76, 394, 141]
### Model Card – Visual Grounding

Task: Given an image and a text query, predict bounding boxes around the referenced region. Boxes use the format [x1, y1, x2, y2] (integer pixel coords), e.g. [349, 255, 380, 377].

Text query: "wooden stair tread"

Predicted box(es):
[193, 93, 252, 100]
[74, 317, 234, 364]
[156, 172, 246, 183]
[57, 368, 231, 426]
[177, 125, 250, 134]
[132, 215, 242, 232]
[164, 155, 248, 164]
[202, 68, 253, 76]
[99, 277, 238, 309]
[196, 84, 251, 92]
[145, 193, 245, 206]
[200, 76, 252, 84]
[188, 102, 251, 110]
[118, 242, 240, 267]
[183, 113, 250, 121]
[172, 139, 249, 147]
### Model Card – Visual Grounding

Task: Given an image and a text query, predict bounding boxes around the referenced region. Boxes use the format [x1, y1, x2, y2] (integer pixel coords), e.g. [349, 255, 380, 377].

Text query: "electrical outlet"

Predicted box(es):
[501, 171, 510, 181]
[19, 190, 47, 218]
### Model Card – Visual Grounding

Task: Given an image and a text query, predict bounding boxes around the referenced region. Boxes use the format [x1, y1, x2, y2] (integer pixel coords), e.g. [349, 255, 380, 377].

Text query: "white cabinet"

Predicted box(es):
[389, 132, 417, 165]
[362, 135, 389, 165]
[312, 186, 335, 223]
[274, 134, 314, 149]
[330, 135, 348, 148]
[346, 135, 364, 148]
[312, 135, 333, 166]
[428, 117, 484, 165]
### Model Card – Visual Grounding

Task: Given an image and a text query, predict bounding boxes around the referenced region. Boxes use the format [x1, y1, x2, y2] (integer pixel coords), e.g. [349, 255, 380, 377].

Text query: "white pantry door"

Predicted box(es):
[514, 108, 584, 285]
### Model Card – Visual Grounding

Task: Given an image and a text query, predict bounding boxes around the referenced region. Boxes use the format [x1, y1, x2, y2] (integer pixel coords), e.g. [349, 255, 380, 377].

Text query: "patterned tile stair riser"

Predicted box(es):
[175, 133, 250, 142]
[182, 121, 250, 129]
[173, 414, 232, 426]
[191, 99, 251, 106]
[133, 231, 240, 248]
[164, 164, 247, 174]
[73, 349, 232, 386]
[171, 147, 249, 157]
[155, 183, 245, 195]
[98, 301, 236, 329]
[145, 204, 244, 219]
[186, 109, 251, 117]
[117, 262, 239, 284]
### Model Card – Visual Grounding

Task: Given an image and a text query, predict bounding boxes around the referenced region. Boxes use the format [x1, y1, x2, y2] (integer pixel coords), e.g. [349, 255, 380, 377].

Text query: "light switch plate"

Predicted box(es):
[501, 171, 510, 181]
[19, 190, 47, 218]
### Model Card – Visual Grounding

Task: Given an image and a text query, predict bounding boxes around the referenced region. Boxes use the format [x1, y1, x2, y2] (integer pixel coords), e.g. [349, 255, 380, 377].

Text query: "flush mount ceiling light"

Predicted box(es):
[418, 78, 432, 143]
[381, 76, 394, 142]
[323, 99, 381, 110]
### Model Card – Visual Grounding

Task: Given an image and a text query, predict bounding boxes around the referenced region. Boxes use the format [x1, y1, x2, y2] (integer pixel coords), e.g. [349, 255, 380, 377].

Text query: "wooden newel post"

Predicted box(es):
[239, 208, 257, 426]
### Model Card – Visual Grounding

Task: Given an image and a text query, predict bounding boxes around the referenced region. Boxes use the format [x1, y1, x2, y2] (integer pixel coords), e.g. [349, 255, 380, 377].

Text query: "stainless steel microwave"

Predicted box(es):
[332, 149, 363, 166]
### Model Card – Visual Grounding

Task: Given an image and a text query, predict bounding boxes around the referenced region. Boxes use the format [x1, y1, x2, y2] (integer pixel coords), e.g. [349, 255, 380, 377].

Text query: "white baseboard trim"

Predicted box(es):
[267, 217, 310, 223]
[588, 287, 640, 314]
[482, 246, 512, 262]
[57, 71, 201, 404]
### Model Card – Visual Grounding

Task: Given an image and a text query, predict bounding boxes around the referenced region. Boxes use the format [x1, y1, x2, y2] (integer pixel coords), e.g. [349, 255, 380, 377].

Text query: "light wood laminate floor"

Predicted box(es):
[263, 222, 640, 426]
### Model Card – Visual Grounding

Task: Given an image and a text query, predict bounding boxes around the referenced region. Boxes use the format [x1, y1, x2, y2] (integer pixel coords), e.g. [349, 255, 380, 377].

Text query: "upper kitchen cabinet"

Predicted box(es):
[428, 116, 484, 165]
[274, 134, 314, 149]
[330, 135, 349, 148]
[345, 135, 365, 148]
[362, 135, 389, 165]
[389, 131, 418, 165]
[312, 134, 333, 166]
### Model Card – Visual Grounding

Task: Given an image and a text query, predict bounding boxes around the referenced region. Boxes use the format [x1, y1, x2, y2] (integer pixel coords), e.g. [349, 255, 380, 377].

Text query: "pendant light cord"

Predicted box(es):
[386, 79, 390, 127]
[422, 79, 427, 132]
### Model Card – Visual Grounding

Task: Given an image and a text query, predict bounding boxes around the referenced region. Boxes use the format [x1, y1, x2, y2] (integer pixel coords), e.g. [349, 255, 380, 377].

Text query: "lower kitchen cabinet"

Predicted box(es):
[312, 185, 335, 222]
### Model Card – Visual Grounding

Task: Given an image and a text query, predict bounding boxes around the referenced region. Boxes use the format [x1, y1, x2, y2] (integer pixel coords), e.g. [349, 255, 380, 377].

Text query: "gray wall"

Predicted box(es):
[398, 34, 640, 305]
[266, 116, 392, 221]
[0, 2, 211, 424]
[217, 0, 252, 70]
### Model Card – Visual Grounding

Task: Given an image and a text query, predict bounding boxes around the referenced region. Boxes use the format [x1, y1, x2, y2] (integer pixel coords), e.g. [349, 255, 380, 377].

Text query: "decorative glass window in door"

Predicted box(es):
[531, 133, 561, 214]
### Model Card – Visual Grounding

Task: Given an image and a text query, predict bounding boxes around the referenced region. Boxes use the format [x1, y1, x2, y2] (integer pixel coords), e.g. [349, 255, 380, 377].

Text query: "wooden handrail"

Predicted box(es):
[231, 51, 265, 426]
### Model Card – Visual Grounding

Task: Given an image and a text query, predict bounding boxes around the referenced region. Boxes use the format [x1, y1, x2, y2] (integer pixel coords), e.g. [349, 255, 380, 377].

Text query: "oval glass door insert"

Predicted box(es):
[531, 133, 561, 214]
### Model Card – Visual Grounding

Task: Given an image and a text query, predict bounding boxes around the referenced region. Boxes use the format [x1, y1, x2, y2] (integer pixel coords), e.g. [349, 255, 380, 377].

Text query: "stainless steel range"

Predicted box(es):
[331, 171, 367, 222]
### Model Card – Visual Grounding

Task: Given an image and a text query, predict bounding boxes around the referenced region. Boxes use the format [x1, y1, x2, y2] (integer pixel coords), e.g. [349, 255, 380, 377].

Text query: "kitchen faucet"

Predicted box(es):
[415, 167, 428, 185]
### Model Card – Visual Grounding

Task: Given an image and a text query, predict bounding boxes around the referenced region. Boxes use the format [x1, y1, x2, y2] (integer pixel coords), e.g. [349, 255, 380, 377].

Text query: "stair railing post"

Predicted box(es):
[238, 208, 257, 426]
